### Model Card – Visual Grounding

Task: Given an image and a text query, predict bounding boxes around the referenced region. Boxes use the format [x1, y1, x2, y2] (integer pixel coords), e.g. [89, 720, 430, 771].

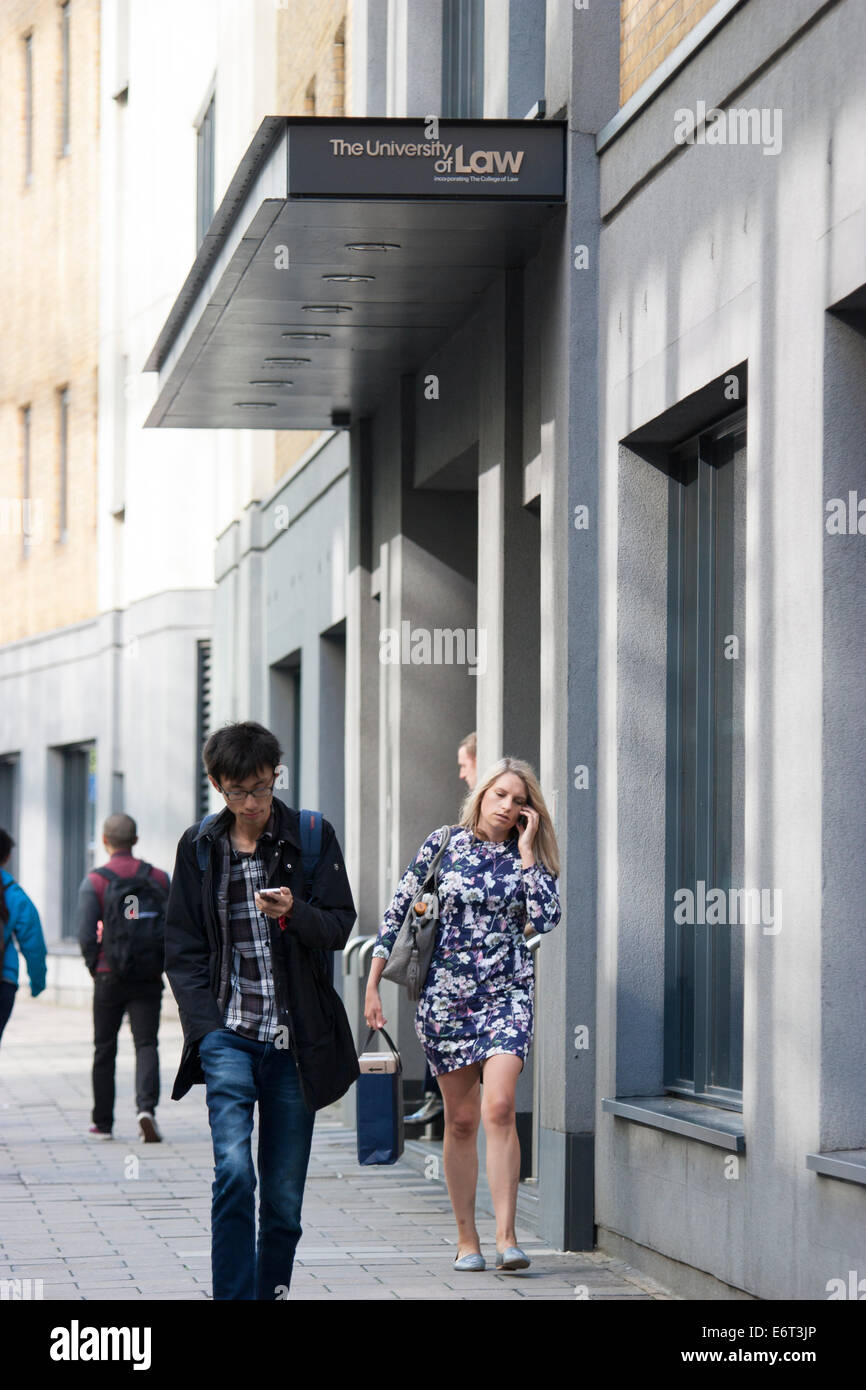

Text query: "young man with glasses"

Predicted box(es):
[164, 720, 356, 1300]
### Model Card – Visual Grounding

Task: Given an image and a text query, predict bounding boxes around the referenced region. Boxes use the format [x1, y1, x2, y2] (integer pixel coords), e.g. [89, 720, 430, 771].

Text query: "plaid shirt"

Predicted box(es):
[223, 811, 286, 1043]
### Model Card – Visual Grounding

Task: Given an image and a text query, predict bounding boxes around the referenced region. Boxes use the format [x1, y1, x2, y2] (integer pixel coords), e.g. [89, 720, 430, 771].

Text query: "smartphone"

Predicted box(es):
[258, 888, 284, 899]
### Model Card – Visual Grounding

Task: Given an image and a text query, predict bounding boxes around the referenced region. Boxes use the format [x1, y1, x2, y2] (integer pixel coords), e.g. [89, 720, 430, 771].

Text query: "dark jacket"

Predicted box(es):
[164, 798, 356, 1103]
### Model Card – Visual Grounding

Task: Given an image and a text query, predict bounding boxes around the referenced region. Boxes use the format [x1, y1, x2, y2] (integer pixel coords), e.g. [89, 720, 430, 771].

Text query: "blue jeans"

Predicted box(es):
[197, 1027, 315, 1301]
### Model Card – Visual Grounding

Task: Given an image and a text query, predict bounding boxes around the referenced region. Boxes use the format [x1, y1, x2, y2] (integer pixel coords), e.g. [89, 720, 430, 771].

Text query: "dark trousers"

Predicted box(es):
[92, 973, 162, 1129]
[198, 1027, 315, 1301]
[0, 981, 17, 1045]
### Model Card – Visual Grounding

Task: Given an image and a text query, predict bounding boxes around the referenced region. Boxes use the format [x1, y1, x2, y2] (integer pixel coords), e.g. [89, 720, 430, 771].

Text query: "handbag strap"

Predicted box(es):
[421, 824, 452, 890]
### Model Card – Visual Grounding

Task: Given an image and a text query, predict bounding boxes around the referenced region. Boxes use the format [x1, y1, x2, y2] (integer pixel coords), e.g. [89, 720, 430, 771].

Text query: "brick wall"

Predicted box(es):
[620, 0, 720, 105]
[0, 0, 100, 643]
[276, 1, 349, 118]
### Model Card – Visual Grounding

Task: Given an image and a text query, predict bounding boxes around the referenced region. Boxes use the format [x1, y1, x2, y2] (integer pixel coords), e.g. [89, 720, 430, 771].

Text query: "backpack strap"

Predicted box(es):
[195, 813, 221, 874]
[92, 861, 152, 882]
[298, 809, 323, 896]
[297, 809, 330, 979]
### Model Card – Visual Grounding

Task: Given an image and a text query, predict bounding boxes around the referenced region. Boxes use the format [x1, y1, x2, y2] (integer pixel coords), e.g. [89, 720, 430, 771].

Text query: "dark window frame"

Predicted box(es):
[663, 409, 747, 1111]
[442, 0, 485, 119]
[60, 1, 71, 156]
[21, 406, 32, 558]
[24, 31, 34, 183]
[0, 755, 21, 880]
[60, 741, 97, 940]
[58, 386, 69, 542]
[195, 93, 216, 246]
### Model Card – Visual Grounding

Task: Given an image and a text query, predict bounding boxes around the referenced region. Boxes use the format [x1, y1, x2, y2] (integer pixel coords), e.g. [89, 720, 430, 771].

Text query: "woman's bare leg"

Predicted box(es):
[436, 1063, 483, 1257]
[479, 1054, 524, 1250]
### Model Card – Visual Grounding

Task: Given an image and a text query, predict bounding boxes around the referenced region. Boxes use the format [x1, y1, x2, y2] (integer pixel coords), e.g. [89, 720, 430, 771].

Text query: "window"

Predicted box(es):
[60, 2, 71, 155]
[58, 388, 69, 541]
[61, 742, 97, 939]
[269, 656, 301, 807]
[0, 756, 21, 880]
[24, 33, 34, 182]
[21, 406, 32, 558]
[195, 93, 215, 245]
[442, 0, 484, 118]
[664, 412, 746, 1107]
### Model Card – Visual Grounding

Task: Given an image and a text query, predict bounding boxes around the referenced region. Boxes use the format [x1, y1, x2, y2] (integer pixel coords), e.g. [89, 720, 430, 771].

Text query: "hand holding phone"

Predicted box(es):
[255, 885, 294, 919]
[516, 805, 539, 863]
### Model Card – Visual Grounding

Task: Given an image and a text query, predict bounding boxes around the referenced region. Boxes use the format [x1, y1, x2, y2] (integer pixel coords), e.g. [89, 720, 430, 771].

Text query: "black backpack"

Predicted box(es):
[93, 863, 168, 982]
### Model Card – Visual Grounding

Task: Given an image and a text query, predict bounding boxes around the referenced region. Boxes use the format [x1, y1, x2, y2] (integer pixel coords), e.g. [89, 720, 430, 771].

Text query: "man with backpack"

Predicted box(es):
[76, 813, 170, 1142]
[164, 719, 358, 1301]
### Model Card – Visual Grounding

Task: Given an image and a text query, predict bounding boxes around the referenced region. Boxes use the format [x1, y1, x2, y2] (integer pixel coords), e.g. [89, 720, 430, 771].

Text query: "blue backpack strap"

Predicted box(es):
[298, 809, 323, 895]
[195, 813, 220, 873]
[298, 809, 330, 980]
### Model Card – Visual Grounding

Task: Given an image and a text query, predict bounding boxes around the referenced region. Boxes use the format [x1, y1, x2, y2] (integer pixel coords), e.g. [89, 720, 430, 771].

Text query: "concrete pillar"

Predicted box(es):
[349, 0, 389, 117]
[536, 0, 619, 1251]
[476, 268, 542, 1172]
[485, 0, 547, 119]
[386, 0, 443, 118]
[476, 273, 540, 774]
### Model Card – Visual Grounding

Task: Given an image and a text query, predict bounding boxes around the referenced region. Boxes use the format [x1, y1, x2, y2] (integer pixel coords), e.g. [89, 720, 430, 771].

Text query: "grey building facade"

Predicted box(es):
[143, 0, 865, 1299]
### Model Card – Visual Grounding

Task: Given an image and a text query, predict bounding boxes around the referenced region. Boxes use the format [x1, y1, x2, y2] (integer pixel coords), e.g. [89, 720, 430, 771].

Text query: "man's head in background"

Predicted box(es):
[103, 813, 138, 855]
[457, 732, 477, 791]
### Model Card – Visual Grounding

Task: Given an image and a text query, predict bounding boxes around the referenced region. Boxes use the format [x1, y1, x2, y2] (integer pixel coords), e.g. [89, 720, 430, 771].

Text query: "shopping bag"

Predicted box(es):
[356, 1027, 404, 1165]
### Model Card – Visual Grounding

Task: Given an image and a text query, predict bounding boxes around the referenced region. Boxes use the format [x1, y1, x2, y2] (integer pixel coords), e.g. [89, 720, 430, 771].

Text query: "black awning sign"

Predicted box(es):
[288, 120, 565, 201]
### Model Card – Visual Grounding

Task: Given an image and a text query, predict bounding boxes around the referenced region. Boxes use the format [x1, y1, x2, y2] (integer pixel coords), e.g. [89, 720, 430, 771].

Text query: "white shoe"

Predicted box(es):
[137, 1112, 162, 1143]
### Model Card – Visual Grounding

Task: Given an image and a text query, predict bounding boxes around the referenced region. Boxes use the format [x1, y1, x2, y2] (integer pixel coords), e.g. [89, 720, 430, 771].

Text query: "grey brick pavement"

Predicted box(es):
[0, 994, 674, 1301]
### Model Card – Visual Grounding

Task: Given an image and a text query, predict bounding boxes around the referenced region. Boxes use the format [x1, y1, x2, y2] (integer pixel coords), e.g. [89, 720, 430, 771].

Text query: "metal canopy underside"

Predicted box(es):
[144, 118, 565, 431]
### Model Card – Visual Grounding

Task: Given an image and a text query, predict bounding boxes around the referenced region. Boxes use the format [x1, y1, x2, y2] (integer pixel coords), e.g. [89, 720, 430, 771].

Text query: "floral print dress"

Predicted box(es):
[373, 825, 561, 1076]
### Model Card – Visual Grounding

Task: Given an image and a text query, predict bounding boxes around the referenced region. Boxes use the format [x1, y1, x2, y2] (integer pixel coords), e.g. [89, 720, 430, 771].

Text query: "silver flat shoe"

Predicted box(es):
[453, 1251, 486, 1272]
[496, 1245, 530, 1271]
[405, 1095, 444, 1124]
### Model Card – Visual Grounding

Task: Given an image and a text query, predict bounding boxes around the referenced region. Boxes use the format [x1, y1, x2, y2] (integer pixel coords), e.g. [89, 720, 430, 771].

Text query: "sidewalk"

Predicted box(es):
[0, 994, 674, 1301]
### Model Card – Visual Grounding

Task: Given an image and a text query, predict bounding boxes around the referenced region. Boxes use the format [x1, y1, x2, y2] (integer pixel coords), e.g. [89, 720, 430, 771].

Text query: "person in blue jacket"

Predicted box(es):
[0, 828, 47, 1044]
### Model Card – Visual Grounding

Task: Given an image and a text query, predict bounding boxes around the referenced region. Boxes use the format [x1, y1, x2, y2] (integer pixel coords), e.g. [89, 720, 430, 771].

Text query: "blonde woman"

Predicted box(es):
[365, 758, 560, 1272]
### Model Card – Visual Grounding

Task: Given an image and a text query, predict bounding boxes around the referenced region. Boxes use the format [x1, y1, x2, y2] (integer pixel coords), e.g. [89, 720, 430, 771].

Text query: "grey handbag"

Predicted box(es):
[381, 826, 452, 1001]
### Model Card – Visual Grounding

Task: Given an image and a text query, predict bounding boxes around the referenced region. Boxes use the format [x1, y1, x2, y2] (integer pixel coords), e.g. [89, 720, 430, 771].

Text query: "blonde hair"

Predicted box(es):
[458, 757, 560, 878]
[458, 731, 477, 759]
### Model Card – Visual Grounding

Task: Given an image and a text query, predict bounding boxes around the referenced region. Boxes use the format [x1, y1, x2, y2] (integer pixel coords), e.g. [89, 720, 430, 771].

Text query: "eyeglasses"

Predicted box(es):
[217, 781, 275, 804]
